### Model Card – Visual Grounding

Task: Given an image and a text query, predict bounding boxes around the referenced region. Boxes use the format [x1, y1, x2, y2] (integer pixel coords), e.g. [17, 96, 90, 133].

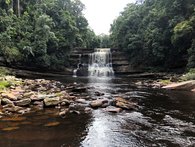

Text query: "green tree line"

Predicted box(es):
[110, 0, 195, 71]
[0, 0, 100, 70]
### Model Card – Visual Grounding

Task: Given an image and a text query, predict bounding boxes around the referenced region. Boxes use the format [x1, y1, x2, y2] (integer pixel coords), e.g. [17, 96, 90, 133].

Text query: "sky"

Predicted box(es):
[80, 0, 136, 35]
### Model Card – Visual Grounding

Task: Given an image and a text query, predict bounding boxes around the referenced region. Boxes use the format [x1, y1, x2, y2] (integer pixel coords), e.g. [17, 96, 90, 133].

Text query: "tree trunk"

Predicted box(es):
[17, 0, 20, 17]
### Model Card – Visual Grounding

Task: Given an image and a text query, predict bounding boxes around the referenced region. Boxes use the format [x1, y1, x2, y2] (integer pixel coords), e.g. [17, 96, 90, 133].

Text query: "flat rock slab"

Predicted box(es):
[105, 106, 122, 113]
[44, 97, 60, 107]
[162, 80, 195, 91]
[114, 97, 137, 110]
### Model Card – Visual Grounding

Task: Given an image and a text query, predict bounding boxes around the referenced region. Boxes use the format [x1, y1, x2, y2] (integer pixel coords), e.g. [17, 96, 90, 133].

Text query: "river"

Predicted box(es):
[0, 75, 195, 147]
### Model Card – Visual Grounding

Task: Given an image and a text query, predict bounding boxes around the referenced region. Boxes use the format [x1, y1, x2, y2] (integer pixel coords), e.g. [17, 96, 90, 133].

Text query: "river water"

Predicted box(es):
[0, 75, 195, 147]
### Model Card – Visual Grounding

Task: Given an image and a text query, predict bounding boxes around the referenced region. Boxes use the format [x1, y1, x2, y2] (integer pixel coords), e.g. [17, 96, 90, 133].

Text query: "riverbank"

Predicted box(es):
[0, 76, 138, 118]
[0, 67, 194, 119]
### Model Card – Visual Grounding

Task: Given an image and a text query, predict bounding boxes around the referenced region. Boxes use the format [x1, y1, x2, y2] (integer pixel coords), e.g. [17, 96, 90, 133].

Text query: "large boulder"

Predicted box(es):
[44, 97, 60, 107]
[162, 80, 195, 92]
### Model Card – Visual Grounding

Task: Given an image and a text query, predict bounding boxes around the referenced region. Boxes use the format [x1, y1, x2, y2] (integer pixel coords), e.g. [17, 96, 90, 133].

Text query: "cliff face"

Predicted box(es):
[69, 48, 137, 76]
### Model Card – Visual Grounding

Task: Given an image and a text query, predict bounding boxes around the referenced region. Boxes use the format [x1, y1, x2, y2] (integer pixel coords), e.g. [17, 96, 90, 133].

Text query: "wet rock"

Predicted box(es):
[105, 106, 122, 113]
[94, 91, 105, 96]
[44, 97, 60, 107]
[90, 99, 108, 108]
[18, 108, 31, 114]
[60, 99, 71, 106]
[72, 87, 87, 93]
[113, 97, 137, 110]
[101, 102, 109, 108]
[162, 80, 195, 91]
[84, 107, 92, 113]
[59, 109, 69, 117]
[1, 98, 14, 105]
[76, 98, 88, 104]
[3, 105, 23, 113]
[70, 110, 80, 115]
[14, 98, 31, 106]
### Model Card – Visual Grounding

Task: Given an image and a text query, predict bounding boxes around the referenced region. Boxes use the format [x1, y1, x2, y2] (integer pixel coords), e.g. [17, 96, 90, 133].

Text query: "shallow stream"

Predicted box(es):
[0, 76, 195, 147]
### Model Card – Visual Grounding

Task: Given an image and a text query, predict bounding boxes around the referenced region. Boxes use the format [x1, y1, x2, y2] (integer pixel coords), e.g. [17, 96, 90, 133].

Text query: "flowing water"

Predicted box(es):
[88, 48, 114, 77]
[0, 75, 195, 147]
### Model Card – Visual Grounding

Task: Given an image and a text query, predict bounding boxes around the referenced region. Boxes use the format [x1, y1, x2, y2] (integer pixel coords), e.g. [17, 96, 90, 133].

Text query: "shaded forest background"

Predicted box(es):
[0, 0, 195, 72]
[110, 0, 195, 71]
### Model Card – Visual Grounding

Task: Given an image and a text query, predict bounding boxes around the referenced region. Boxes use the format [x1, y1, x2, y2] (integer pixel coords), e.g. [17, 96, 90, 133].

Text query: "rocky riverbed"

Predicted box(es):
[0, 76, 138, 118]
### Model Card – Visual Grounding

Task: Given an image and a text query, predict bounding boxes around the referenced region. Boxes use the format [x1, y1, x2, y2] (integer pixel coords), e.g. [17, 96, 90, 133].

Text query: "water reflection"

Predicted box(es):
[82, 77, 141, 147]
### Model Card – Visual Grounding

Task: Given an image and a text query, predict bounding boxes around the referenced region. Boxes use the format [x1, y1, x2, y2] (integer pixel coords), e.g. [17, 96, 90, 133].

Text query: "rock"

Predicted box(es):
[76, 98, 88, 104]
[14, 98, 31, 106]
[162, 80, 195, 91]
[72, 87, 87, 93]
[105, 106, 122, 113]
[94, 91, 104, 96]
[69, 110, 80, 115]
[3, 105, 23, 113]
[113, 97, 137, 110]
[0, 99, 1, 105]
[1, 93, 17, 101]
[192, 88, 195, 92]
[59, 109, 69, 117]
[84, 107, 92, 113]
[18, 108, 31, 114]
[23, 92, 34, 98]
[90, 99, 108, 108]
[33, 101, 43, 105]
[1, 98, 14, 105]
[60, 99, 71, 106]
[44, 97, 60, 107]
[101, 102, 109, 108]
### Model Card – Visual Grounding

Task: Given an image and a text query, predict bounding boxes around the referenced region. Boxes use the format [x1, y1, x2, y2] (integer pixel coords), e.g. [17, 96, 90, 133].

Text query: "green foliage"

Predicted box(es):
[182, 68, 195, 80]
[98, 34, 111, 48]
[110, 0, 195, 70]
[0, 67, 9, 76]
[0, 80, 11, 89]
[0, 0, 98, 70]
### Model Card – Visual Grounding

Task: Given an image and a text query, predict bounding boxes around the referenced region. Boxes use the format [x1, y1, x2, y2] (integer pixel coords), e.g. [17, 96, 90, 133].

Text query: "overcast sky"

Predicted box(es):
[80, 0, 136, 35]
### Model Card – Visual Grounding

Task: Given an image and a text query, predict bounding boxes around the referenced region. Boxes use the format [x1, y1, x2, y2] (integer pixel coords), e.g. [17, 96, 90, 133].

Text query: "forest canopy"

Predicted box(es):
[0, 0, 100, 70]
[110, 0, 195, 71]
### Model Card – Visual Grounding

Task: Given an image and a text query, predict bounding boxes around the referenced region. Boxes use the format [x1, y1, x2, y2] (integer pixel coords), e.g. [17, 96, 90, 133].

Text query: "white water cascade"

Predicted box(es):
[88, 48, 114, 77]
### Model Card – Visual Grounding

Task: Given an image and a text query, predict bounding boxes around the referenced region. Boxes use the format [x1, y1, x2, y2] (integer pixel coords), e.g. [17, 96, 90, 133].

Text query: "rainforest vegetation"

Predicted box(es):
[0, 0, 100, 70]
[110, 0, 195, 71]
[0, 0, 195, 73]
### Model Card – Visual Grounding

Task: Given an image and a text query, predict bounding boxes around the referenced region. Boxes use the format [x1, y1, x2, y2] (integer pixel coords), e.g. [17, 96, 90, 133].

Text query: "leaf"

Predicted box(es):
[44, 122, 60, 127]
[2, 127, 19, 131]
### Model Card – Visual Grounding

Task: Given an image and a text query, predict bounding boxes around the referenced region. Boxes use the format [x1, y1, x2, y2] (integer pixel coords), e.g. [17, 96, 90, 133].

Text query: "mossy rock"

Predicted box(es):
[0, 81, 11, 89]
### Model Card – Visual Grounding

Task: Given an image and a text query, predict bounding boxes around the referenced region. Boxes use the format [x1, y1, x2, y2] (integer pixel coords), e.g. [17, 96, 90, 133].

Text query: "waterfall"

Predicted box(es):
[88, 48, 114, 77]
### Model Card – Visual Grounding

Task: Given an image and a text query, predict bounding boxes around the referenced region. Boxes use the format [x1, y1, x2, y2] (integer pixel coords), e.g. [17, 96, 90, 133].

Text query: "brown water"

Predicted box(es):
[0, 76, 195, 147]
